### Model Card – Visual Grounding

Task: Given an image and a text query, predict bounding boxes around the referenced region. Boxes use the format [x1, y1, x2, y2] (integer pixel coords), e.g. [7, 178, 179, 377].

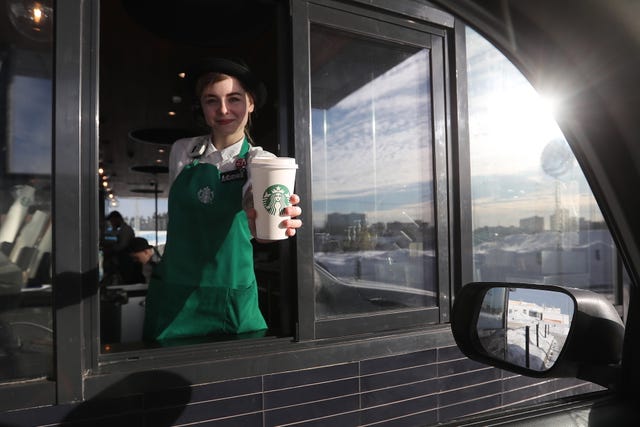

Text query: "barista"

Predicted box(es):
[142, 57, 302, 341]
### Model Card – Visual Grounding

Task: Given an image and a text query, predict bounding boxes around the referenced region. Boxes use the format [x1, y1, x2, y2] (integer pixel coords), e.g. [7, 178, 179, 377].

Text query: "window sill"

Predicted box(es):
[88, 324, 455, 399]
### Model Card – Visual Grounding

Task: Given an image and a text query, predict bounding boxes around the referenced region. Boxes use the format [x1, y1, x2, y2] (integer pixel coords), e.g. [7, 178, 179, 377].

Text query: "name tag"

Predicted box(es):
[220, 168, 247, 183]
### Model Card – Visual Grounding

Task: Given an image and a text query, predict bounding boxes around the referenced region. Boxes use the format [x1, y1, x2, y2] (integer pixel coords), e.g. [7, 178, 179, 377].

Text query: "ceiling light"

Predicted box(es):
[7, 0, 53, 42]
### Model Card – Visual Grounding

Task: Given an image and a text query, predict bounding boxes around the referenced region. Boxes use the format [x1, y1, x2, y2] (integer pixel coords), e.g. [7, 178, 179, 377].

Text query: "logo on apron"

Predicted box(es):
[262, 185, 290, 216]
[197, 186, 215, 204]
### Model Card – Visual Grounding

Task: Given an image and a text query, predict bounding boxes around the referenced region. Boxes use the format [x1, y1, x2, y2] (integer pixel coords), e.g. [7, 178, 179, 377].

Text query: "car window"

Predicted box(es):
[466, 27, 625, 310]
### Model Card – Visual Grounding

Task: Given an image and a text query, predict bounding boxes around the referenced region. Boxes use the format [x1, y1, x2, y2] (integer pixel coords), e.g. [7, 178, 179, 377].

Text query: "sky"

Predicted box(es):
[8, 75, 52, 175]
[309, 27, 604, 230]
[509, 287, 575, 316]
[311, 49, 434, 227]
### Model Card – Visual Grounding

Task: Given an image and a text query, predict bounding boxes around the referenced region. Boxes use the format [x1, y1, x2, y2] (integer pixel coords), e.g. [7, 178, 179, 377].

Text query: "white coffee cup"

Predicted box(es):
[250, 157, 298, 240]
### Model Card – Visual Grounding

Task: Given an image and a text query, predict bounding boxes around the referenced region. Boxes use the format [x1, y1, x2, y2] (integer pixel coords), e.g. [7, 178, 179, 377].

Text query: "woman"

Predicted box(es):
[143, 58, 302, 341]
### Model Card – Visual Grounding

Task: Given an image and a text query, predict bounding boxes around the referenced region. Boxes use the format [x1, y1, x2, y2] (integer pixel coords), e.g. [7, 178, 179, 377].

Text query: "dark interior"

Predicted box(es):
[99, 0, 281, 200]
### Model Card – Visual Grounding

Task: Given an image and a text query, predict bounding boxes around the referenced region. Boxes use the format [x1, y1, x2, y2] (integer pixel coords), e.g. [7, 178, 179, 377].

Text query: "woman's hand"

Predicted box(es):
[246, 194, 303, 242]
[282, 194, 302, 237]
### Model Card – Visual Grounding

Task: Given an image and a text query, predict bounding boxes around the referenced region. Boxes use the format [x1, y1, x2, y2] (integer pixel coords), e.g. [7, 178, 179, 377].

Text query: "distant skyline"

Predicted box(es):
[107, 197, 167, 222]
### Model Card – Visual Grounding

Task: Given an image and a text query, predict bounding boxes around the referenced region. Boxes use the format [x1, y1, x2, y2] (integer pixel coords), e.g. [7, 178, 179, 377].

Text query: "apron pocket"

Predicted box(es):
[226, 285, 267, 334]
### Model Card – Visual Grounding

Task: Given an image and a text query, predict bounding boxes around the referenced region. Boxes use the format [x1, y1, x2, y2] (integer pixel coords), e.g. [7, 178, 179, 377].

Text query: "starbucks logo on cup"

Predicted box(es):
[262, 185, 291, 216]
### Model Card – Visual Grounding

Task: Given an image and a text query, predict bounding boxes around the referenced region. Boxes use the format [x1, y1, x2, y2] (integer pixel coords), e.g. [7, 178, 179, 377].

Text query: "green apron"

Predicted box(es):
[143, 138, 267, 341]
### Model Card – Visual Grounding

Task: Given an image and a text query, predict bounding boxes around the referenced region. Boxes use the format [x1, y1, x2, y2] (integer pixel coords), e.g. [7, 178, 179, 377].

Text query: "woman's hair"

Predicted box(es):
[194, 72, 256, 143]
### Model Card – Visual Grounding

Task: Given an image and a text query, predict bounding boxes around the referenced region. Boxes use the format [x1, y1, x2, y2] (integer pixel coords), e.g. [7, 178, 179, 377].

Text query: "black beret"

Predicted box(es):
[187, 57, 267, 109]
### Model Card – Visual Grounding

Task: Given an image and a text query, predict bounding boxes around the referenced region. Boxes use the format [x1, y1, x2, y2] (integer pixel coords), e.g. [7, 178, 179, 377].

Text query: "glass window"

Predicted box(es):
[0, 1, 54, 381]
[310, 24, 438, 319]
[466, 27, 622, 307]
[98, 0, 284, 349]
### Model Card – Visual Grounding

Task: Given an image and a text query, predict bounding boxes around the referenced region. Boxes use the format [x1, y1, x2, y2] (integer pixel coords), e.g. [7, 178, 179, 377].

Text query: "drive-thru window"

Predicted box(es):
[0, 0, 632, 424]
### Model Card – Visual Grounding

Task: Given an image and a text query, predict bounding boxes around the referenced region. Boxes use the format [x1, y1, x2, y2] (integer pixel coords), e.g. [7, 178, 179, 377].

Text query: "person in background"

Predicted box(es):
[142, 57, 302, 341]
[128, 237, 161, 284]
[102, 210, 138, 285]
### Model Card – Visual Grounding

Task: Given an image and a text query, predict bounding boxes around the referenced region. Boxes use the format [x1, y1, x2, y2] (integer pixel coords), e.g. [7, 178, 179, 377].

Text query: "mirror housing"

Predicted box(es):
[452, 282, 624, 389]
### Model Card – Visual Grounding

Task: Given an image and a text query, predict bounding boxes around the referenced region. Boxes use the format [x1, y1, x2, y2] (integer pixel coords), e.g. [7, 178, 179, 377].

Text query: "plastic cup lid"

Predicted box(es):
[251, 156, 298, 168]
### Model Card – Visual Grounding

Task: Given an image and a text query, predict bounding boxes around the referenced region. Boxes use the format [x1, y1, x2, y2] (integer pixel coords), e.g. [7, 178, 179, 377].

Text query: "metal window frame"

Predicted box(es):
[293, 0, 454, 340]
[1, 0, 464, 410]
[53, 0, 100, 402]
[0, 0, 100, 410]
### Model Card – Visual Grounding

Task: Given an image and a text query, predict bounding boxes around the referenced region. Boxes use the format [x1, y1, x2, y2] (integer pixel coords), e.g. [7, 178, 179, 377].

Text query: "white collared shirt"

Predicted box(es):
[168, 135, 275, 198]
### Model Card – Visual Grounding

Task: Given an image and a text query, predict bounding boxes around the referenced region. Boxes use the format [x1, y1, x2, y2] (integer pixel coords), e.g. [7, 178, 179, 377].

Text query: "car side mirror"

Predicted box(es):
[451, 282, 624, 389]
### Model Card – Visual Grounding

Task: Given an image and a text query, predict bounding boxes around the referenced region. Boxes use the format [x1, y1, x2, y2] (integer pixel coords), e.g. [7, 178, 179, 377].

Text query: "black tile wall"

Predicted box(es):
[179, 376, 262, 405]
[438, 365, 501, 393]
[361, 378, 439, 407]
[437, 345, 466, 362]
[360, 350, 437, 375]
[264, 377, 359, 409]
[66, 413, 145, 427]
[0, 346, 603, 426]
[150, 393, 262, 426]
[437, 357, 489, 377]
[360, 395, 439, 425]
[264, 395, 360, 426]
[439, 378, 502, 407]
[264, 363, 359, 391]
[438, 394, 502, 422]
[365, 410, 438, 427]
[361, 364, 438, 392]
[285, 411, 362, 427]
[195, 413, 264, 427]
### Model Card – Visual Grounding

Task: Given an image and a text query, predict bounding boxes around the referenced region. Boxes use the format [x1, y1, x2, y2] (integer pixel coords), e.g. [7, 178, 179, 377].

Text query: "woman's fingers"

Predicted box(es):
[284, 206, 302, 218]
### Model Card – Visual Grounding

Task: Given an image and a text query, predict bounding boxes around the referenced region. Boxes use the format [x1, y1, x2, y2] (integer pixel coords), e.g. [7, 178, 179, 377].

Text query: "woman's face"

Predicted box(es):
[199, 76, 255, 143]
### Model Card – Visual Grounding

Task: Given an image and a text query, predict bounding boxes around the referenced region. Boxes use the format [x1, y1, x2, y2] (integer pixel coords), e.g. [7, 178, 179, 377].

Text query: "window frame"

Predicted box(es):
[0, 0, 98, 411]
[1, 0, 464, 410]
[56, 0, 101, 403]
[292, 0, 454, 340]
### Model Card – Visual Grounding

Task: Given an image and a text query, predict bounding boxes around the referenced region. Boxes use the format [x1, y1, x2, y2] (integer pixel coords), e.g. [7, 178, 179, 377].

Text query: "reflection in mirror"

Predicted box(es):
[477, 287, 574, 371]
